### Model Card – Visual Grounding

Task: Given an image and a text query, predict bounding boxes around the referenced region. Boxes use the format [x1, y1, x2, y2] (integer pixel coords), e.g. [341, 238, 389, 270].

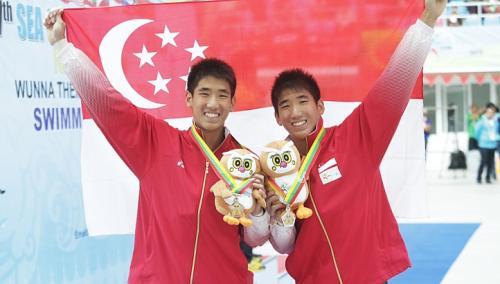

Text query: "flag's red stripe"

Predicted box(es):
[65, 1, 423, 120]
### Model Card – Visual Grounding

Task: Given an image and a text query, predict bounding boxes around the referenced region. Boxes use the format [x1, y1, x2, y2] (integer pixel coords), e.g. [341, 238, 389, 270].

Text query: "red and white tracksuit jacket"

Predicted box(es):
[271, 20, 434, 284]
[56, 40, 269, 283]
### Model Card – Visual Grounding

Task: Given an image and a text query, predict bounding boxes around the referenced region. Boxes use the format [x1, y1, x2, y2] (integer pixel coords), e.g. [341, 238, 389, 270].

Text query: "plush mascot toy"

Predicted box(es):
[210, 149, 266, 227]
[260, 141, 313, 226]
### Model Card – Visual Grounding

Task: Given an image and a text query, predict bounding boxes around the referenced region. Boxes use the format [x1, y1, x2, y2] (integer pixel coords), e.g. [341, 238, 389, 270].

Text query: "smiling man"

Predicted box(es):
[265, 1, 447, 283]
[44, 9, 269, 284]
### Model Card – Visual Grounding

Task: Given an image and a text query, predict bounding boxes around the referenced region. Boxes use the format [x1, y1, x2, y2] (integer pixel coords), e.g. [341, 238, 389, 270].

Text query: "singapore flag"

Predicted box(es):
[63, 0, 427, 236]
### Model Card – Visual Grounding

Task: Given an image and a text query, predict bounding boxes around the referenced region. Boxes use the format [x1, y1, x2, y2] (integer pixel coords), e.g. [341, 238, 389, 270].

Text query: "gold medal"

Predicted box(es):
[281, 205, 296, 227]
[229, 196, 244, 218]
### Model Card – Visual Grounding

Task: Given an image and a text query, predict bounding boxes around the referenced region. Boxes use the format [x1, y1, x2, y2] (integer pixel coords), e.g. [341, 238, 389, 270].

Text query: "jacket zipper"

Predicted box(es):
[189, 161, 210, 284]
[309, 186, 343, 284]
[305, 133, 343, 284]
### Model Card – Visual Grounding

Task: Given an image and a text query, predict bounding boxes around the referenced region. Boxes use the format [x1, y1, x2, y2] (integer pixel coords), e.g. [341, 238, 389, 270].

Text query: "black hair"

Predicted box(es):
[187, 58, 236, 97]
[271, 68, 320, 113]
[485, 102, 499, 113]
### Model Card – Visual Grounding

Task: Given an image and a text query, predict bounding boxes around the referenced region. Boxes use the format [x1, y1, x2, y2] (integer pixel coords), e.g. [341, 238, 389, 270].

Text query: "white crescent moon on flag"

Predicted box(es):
[99, 19, 165, 109]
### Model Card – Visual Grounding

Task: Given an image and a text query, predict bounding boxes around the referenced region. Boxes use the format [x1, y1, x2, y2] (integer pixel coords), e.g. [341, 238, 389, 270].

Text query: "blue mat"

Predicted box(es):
[390, 223, 480, 284]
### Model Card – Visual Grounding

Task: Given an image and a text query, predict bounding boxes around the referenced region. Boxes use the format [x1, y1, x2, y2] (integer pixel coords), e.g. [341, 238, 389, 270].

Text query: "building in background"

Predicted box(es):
[423, 1, 499, 171]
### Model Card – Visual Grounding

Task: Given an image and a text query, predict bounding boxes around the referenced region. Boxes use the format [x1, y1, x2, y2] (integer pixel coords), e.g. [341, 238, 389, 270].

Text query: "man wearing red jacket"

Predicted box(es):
[44, 10, 269, 284]
[266, 1, 447, 283]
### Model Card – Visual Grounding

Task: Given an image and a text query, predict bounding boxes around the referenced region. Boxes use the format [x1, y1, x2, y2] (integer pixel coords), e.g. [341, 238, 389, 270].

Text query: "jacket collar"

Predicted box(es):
[305, 117, 324, 149]
[191, 121, 234, 155]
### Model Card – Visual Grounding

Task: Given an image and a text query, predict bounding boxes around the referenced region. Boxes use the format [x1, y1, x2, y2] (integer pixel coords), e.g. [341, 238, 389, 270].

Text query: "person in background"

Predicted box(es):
[475, 102, 499, 184]
[240, 241, 265, 273]
[497, 105, 500, 155]
[424, 108, 432, 157]
[467, 104, 481, 151]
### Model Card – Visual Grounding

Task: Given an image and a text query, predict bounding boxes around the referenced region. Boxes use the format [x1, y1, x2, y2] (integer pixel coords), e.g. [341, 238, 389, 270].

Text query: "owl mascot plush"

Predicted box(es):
[260, 141, 313, 225]
[210, 149, 266, 227]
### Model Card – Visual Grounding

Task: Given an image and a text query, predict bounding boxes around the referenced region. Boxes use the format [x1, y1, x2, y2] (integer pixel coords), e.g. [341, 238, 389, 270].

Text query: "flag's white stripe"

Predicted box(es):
[81, 121, 139, 235]
[381, 100, 428, 218]
[82, 99, 425, 236]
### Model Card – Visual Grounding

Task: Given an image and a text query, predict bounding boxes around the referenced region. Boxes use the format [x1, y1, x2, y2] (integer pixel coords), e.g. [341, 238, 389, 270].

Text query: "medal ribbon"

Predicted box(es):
[191, 125, 253, 194]
[268, 127, 326, 204]
[266, 178, 286, 199]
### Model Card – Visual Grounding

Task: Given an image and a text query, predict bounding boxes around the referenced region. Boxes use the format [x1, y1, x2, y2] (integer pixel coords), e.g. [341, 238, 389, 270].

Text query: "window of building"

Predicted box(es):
[471, 83, 491, 109]
[496, 84, 500, 106]
[423, 85, 437, 134]
[444, 85, 466, 132]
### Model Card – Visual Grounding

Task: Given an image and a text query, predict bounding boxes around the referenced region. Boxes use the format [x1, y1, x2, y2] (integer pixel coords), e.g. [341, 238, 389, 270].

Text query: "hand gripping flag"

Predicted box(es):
[63, 0, 425, 236]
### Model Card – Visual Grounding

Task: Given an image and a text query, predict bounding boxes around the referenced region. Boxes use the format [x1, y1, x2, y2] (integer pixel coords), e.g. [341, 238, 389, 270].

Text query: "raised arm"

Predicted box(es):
[45, 9, 173, 178]
[336, 1, 445, 167]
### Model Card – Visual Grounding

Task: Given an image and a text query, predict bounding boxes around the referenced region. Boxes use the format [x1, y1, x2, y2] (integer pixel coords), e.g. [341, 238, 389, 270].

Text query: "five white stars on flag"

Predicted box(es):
[133, 24, 208, 96]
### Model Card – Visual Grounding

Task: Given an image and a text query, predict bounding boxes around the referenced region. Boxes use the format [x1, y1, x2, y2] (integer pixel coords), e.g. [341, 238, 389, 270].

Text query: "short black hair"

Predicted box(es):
[485, 102, 498, 112]
[187, 58, 236, 97]
[271, 69, 321, 114]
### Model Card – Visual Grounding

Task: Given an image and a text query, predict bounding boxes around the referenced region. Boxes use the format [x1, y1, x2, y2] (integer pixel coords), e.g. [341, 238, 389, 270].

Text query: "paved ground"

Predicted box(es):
[423, 167, 500, 284]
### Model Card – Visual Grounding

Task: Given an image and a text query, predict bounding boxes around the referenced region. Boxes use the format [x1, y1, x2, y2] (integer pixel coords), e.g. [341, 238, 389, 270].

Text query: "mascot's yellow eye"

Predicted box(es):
[282, 151, 292, 163]
[243, 159, 252, 170]
[233, 158, 242, 168]
[271, 154, 281, 166]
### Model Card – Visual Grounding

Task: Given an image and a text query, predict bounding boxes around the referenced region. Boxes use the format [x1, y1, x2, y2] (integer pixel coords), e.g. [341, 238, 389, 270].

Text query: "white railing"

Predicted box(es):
[439, 1, 500, 26]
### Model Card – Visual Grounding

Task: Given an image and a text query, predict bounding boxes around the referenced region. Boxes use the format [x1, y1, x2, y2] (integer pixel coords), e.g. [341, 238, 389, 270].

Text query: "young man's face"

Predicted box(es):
[186, 76, 234, 133]
[275, 88, 324, 140]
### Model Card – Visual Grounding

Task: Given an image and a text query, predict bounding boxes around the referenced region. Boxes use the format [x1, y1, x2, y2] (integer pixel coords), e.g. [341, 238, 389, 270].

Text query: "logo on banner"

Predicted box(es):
[0, 0, 13, 37]
[16, 2, 43, 42]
